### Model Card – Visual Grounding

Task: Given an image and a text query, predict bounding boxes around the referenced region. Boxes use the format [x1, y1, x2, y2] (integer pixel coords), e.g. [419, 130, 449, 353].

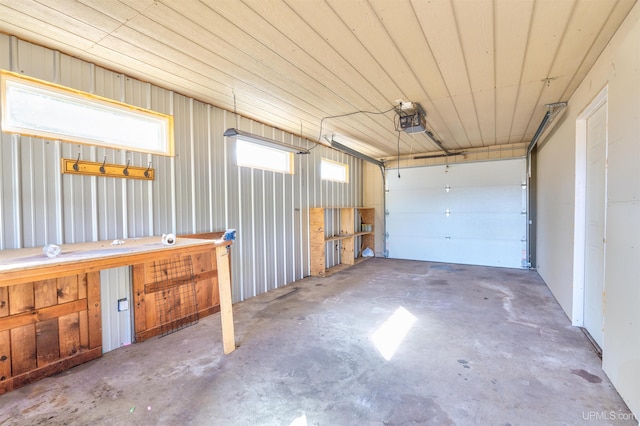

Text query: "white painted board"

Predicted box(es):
[386, 159, 527, 268]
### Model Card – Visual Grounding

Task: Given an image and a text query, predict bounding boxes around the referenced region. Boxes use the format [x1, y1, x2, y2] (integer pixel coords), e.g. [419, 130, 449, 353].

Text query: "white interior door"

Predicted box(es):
[386, 159, 527, 268]
[583, 102, 607, 349]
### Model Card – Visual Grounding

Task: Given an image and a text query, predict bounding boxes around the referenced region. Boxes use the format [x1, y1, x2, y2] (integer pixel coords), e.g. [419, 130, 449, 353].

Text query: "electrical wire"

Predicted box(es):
[233, 90, 239, 128]
[316, 103, 449, 161]
[316, 106, 397, 144]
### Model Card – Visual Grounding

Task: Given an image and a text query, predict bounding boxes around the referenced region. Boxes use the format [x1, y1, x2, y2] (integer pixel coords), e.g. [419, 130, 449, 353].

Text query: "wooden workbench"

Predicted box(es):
[0, 236, 235, 394]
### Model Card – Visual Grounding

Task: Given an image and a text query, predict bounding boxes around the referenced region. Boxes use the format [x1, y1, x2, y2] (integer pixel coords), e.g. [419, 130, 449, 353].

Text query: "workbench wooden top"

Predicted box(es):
[0, 236, 230, 286]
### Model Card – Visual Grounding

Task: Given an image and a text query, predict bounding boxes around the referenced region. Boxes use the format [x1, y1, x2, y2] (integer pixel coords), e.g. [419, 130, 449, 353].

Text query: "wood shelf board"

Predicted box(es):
[353, 231, 374, 237]
[325, 234, 351, 242]
[325, 231, 373, 242]
[319, 256, 373, 278]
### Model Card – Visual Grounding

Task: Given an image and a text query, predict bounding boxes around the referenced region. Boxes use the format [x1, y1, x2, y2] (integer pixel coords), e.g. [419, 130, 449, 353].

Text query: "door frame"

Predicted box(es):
[572, 85, 608, 327]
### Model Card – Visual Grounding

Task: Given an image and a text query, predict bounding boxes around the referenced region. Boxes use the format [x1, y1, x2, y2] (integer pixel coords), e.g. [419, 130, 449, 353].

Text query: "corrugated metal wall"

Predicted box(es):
[100, 267, 132, 352]
[0, 35, 363, 302]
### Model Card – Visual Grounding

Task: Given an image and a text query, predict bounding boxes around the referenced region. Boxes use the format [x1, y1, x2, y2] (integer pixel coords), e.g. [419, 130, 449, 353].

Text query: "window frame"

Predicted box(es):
[321, 158, 349, 183]
[0, 70, 174, 156]
[235, 138, 294, 174]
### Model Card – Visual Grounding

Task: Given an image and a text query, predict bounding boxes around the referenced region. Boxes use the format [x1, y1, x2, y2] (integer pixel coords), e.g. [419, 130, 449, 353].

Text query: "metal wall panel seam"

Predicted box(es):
[278, 143, 284, 286]
[144, 82, 154, 236]
[289, 137, 297, 283]
[262, 170, 269, 293]
[287, 164, 291, 286]
[189, 99, 197, 233]
[146, 152, 154, 236]
[351, 156, 356, 205]
[9, 36, 23, 248]
[272, 172, 279, 288]
[345, 153, 349, 205]
[90, 65, 99, 242]
[0, 31, 5, 247]
[52, 51, 63, 244]
[118, 74, 128, 239]
[23, 139, 34, 247]
[53, 140, 63, 243]
[296, 139, 302, 280]
[90, 148, 98, 242]
[237, 163, 244, 301]
[102, 152, 114, 240]
[36, 140, 48, 246]
[289, 152, 295, 283]
[170, 92, 177, 234]
[338, 153, 344, 206]
[207, 105, 214, 231]
[315, 147, 320, 207]
[295, 134, 302, 282]
[251, 169, 256, 297]
[281, 136, 288, 285]
[302, 150, 309, 278]
[305, 142, 311, 274]
[271, 133, 282, 288]
[65, 143, 76, 243]
[224, 111, 230, 229]
[12, 134, 23, 248]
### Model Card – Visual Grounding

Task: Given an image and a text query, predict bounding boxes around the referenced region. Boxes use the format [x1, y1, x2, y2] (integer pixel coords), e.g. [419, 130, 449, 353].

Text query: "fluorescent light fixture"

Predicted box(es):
[330, 140, 384, 167]
[223, 128, 310, 154]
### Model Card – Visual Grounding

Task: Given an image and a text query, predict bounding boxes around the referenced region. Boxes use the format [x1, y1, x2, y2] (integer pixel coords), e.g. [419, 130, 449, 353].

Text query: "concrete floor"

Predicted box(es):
[0, 258, 635, 425]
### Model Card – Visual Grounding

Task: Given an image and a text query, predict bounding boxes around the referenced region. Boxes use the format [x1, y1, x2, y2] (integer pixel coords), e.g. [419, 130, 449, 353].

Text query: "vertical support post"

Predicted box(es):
[215, 245, 236, 354]
[86, 271, 102, 350]
[132, 264, 147, 341]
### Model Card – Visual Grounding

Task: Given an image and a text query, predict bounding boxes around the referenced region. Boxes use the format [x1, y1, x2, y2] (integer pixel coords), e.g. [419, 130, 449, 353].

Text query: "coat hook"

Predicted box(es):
[73, 153, 81, 171]
[144, 161, 152, 178]
[123, 159, 130, 176]
[99, 156, 107, 174]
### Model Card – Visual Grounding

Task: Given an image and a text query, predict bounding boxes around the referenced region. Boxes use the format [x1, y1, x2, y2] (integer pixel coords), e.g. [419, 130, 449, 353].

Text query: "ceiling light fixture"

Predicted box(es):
[223, 128, 310, 154]
[330, 139, 384, 168]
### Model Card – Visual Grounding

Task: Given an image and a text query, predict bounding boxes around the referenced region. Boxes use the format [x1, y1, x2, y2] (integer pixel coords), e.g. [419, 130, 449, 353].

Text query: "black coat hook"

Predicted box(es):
[73, 153, 81, 171]
[99, 156, 107, 174]
[144, 161, 152, 178]
[123, 159, 130, 176]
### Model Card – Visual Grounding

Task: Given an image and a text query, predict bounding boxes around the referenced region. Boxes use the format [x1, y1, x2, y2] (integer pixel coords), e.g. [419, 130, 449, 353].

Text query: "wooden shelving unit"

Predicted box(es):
[310, 207, 375, 277]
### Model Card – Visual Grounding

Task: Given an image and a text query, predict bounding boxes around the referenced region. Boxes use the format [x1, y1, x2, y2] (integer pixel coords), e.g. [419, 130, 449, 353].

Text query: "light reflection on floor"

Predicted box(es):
[371, 306, 417, 361]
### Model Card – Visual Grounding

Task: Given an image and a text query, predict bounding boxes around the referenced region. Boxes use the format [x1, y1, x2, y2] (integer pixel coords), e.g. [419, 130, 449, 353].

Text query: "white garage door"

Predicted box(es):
[386, 158, 527, 268]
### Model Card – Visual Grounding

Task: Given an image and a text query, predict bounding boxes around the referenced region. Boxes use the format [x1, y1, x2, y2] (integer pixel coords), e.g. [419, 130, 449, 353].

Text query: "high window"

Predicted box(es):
[1, 70, 174, 156]
[236, 139, 293, 174]
[321, 158, 348, 182]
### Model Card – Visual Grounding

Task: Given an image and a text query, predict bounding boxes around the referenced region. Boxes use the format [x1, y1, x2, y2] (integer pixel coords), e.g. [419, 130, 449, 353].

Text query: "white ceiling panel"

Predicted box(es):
[0, 0, 635, 160]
